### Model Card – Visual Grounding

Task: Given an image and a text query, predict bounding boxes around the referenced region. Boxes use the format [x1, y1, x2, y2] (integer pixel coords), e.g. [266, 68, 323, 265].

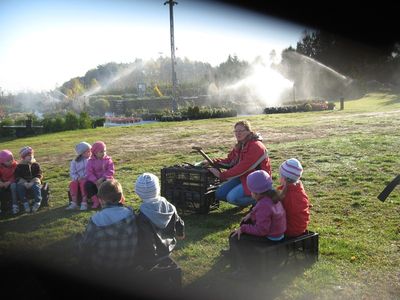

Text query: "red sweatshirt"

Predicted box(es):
[278, 181, 310, 237]
[0, 160, 17, 183]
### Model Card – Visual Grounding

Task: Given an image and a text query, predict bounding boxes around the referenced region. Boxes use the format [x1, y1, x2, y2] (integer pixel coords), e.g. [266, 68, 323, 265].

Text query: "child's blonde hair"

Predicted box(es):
[98, 179, 123, 203]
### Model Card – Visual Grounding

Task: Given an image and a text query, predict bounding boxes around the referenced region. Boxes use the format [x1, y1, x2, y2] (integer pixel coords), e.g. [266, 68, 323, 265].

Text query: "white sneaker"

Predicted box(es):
[80, 203, 88, 211]
[24, 202, 31, 213]
[12, 205, 19, 215]
[66, 202, 79, 210]
[31, 202, 41, 213]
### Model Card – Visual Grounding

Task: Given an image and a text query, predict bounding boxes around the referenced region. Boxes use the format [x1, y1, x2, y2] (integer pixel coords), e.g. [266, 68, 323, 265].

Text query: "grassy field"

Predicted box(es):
[0, 93, 399, 299]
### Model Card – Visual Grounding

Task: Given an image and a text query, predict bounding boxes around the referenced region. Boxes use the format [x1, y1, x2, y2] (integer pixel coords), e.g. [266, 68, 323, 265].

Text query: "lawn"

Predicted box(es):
[0, 93, 399, 299]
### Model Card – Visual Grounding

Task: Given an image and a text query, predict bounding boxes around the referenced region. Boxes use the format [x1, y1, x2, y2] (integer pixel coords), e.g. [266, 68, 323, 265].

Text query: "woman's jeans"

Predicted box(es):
[215, 177, 255, 207]
[17, 182, 42, 204]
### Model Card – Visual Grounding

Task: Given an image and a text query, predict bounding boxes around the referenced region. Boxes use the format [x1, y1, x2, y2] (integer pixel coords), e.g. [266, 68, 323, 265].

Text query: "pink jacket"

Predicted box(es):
[0, 160, 17, 183]
[86, 155, 115, 183]
[240, 196, 286, 238]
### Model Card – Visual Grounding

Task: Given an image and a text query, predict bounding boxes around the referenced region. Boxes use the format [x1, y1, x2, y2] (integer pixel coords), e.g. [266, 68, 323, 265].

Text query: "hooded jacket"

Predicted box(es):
[136, 197, 185, 267]
[214, 133, 271, 195]
[78, 205, 138, 271]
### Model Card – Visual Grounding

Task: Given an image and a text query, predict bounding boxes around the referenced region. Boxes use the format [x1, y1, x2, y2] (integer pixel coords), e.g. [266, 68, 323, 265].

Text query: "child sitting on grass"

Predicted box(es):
[0, 150, 18, 214]
[84, 141, 115, 209]
[14, 146, 43, 213]
[134, 173, 185, 269]
[67, 142, 91, 211]
[277, 158, 310, 237]
[77, 179, 138, 274]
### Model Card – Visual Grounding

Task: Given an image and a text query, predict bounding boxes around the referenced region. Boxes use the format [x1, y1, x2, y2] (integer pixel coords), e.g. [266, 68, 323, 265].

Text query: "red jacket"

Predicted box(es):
[0, 160, 17, 183]
[278, 181, 310, 237]
[241, 196, 286, 238]
[214, 139, 271, 196]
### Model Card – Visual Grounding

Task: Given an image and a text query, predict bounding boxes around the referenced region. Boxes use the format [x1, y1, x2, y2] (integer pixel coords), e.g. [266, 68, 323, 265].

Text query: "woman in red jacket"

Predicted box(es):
[277, 158, 310, 237]
[207, 120, 271, 207]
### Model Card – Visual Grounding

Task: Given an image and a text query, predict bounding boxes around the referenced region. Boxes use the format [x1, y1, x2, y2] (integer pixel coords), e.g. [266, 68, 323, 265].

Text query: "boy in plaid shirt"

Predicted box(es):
[78, 179, 138, 273]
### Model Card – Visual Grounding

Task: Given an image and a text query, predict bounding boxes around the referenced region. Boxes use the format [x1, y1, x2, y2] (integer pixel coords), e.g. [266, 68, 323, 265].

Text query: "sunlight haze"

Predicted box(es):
[0, 0, 306, 93]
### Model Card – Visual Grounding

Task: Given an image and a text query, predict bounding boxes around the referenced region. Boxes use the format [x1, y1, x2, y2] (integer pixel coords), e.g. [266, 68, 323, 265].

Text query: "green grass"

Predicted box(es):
[1, 92, 399, 299]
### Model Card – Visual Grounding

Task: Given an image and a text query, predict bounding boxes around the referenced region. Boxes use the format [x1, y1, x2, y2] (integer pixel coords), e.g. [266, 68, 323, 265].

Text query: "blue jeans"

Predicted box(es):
[17, 182, 42, 204]
[215, 177, 256, 207]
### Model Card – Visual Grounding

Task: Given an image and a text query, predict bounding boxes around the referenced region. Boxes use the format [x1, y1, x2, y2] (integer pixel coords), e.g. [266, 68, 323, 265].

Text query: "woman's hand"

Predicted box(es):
[208, 167, 221, 178]
[241, 213, 251, 224]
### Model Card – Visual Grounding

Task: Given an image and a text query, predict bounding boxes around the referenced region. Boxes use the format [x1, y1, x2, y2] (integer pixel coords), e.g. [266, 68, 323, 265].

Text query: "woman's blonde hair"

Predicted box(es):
[234, 120, 252, 132]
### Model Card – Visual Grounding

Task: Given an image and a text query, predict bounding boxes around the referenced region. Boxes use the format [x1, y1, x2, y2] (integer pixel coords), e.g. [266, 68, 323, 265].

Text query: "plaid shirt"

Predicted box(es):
[79, 209, 138, 270]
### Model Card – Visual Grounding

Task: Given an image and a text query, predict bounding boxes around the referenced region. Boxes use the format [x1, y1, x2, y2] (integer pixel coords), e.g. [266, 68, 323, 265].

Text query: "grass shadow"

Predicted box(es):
[0, 205, 84, 234]
[182, 254, 318, 300]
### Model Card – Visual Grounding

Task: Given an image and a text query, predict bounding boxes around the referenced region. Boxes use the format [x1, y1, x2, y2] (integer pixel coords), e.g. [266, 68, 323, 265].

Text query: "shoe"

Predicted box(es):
[31, 202, 41, 213]
[66, 202, 79, 210]
[12, 205, 19, 215]
[80, 203, 88, 211]
[24, 202, 31, 213]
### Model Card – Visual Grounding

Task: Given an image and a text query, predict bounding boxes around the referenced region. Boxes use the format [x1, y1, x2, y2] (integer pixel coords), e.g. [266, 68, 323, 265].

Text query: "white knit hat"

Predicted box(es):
[135, 173, 160, 202]
[75, 142, 91, 156]
[279, 158, 303, 182]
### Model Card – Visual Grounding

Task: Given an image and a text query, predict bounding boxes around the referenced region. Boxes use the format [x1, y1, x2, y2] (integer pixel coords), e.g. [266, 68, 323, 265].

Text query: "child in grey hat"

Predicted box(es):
[134, 172, 185, 269]
[67, 142, 91, 211]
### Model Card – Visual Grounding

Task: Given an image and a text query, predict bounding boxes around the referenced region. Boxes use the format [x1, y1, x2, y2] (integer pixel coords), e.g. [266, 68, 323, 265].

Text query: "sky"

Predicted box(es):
[0, 0, 307, 93]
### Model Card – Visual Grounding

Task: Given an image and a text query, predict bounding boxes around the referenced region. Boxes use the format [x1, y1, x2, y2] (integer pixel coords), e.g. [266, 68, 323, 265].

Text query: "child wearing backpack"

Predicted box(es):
[134, 173, 185, 269]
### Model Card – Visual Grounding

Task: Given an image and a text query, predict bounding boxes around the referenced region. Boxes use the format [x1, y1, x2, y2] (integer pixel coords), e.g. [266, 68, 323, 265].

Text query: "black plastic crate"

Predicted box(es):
[161, 164, 220, 214]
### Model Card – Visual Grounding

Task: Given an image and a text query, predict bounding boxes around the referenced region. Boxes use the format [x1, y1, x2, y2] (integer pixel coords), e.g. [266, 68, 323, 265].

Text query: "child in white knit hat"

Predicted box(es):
[67, 142, 91, 211]
[277, 158, 310, 237]
[134, 172, 185, 268]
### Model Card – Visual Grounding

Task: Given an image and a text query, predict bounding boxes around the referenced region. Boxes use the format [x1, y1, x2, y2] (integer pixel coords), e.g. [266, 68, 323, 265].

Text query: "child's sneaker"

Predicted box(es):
[23, 203, 31, 213]
[31, 202, 41, 213]
[12, 204, 19, 215]
[80, 203, 88, 211]
[66, 202, 79, 210]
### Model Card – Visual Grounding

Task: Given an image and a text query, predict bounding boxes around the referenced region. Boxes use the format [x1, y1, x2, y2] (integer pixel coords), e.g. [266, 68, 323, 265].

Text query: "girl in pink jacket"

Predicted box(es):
[227, 170, 286, 274]
[84, 141, 115, 209]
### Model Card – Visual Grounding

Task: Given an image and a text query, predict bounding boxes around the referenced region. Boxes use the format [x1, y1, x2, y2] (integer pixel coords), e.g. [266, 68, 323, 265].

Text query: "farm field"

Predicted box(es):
[0, 93, 399, 299]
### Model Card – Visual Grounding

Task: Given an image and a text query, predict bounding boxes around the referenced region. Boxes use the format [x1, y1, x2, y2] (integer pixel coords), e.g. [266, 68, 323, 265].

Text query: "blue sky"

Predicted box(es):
[0, 0, 307, 93]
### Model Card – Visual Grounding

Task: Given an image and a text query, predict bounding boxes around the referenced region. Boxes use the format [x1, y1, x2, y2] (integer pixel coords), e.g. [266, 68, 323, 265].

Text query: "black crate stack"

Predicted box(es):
[161, 164, 220, 214]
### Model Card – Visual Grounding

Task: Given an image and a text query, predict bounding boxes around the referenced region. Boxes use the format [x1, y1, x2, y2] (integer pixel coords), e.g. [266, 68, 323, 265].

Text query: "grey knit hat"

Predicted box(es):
[279, 158, 303, 182]
[135, 173, 160, 202]
[75, 142, 91, 156]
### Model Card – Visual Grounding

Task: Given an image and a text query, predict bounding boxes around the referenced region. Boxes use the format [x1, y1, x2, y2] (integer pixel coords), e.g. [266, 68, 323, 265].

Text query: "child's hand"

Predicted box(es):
[241, 213, 251, 223]
[3, 181, 11, 188]
[231, 227, 242, 240]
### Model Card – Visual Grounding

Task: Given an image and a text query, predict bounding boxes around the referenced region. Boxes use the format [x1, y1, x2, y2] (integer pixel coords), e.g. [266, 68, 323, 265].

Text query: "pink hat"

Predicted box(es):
[246, 170, 273, 193]
[0, 150, 13, 164]
[91, 141, 106, 154]
[19, 146, 33, 159]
